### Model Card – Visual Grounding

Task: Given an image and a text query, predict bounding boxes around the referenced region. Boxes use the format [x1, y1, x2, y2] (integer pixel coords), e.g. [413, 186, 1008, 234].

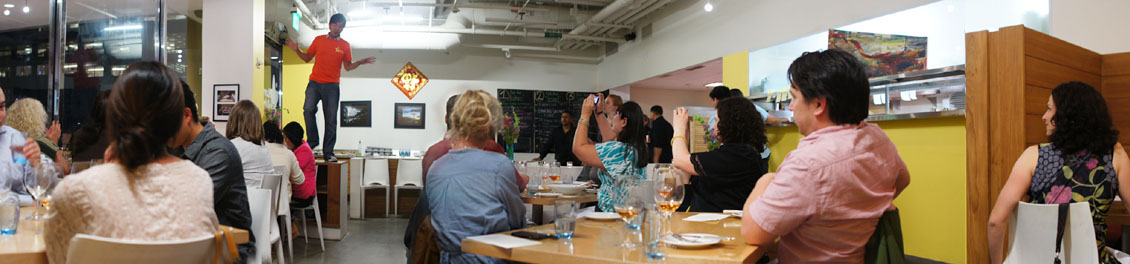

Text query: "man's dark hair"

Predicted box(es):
[709, 86, 731, 101]
[561, 110, 574, 118]
[263, 120, 285, 144]
[1049, 81, 1120, 156]
[445, 94, 460, 129]
[283, 121, 305, 146]
[650, 105, 663, 115]
[181, 80, 199, 123]
[787, 49, 870, 125]
[730, 89, 744, 98]
[330, 13, 347, 25]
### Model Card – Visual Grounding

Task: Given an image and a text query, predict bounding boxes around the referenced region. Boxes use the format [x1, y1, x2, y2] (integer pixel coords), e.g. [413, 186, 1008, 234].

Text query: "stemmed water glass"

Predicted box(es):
[653, 164, 684, 236]
[24, 163, 56, 221]
[613, 175, 644, 248]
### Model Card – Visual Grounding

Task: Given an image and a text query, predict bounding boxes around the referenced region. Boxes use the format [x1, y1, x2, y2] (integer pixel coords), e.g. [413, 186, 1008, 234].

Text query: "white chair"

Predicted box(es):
[394, 159, 424, 215]
[260, 174, 285, 264]
[66, 234, 216, 264]
[272, 165, 296, 261]
[1004, 201, 1098, 264]
[361, 159, 391, 218]
[293, 196, 326, 252]
[247, 188, 273, 264]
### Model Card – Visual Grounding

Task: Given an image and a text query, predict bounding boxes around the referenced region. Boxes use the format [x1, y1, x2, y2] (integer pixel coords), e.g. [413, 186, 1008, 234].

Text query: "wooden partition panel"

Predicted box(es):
[966, 25, 1105, 263]
[965, 30, 991, 264]
[1103, 52, 1130, 145]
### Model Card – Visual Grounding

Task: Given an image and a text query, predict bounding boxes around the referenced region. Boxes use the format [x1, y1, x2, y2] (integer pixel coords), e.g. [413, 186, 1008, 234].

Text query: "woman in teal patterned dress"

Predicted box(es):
[989, 82, 1130, 264]
[572, 94, 650, 212]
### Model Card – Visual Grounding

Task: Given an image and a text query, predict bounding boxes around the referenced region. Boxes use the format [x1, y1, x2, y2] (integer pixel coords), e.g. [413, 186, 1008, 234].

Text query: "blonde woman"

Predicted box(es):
[7, 98, 67, 174]
[226, 100, 275, 189]
[425, 90, 525, 263]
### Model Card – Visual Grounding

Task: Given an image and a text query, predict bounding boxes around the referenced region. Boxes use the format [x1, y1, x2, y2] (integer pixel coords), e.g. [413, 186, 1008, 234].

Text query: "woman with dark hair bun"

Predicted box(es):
[670, 97, 769, 212]
[45, 62, 218, 264]
[989, 81, 1130, 263]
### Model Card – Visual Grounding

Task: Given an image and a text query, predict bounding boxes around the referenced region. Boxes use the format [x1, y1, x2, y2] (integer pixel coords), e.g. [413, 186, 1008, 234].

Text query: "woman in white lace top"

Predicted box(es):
[45, 62, 219, 264]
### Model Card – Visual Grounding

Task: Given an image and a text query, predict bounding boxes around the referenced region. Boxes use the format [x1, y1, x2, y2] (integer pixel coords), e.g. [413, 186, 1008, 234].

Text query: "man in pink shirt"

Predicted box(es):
[741, 49, 911, 262]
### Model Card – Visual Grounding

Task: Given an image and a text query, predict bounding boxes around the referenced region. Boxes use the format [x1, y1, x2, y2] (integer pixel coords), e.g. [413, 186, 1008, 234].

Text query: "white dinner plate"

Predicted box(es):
[535, 192, 561, 197]
[662, 233, 722, 249]
[582, 212, 620, 221]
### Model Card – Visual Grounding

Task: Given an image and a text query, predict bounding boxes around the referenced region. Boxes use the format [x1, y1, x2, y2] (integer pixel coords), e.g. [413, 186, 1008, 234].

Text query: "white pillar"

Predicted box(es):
[202, 0, 264, 132]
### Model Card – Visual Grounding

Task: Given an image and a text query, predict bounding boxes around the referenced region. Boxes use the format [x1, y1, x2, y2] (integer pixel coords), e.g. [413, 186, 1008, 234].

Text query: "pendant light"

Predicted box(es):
[21, 0, 27, 13]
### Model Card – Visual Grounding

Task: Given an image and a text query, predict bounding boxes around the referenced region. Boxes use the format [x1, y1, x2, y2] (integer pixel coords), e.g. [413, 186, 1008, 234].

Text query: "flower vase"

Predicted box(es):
[506, 143, 515, 160]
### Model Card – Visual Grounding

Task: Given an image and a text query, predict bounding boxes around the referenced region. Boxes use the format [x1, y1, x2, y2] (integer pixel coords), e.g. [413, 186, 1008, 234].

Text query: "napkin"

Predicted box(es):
[466, 234, 542, 249]
[682, 213, 730, 222]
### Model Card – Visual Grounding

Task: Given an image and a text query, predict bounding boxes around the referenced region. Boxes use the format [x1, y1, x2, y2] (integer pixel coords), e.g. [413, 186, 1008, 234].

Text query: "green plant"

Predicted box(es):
[501, 110, 521, 145]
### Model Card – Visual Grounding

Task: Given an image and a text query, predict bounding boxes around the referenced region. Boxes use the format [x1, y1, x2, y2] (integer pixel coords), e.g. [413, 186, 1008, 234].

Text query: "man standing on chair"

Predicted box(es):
[286, 13, 377, 162]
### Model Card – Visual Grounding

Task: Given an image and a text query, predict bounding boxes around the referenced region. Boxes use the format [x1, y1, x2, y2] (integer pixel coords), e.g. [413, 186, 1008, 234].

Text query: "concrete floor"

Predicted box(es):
[290, 217, 409, 264]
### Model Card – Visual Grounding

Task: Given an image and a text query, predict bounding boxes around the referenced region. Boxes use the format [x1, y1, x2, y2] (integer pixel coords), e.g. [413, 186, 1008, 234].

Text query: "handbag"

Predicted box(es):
[1053, 203, 1068, 264]
[212, 226, 241, 264]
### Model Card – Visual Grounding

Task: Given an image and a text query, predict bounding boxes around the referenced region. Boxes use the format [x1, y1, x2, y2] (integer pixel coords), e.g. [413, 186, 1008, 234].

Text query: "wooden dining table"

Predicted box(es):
[521, 192, 598, 224]
[462, 212, 768, 263]
[0, 207, 251, 264]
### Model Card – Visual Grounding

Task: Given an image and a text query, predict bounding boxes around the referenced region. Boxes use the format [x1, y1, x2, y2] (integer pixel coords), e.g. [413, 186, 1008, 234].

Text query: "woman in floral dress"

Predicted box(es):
[988, 81, 1130, 264]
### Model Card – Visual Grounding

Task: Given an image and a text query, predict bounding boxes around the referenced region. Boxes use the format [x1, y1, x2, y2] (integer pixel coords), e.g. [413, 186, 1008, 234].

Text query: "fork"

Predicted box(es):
[674, 234, 735, 241]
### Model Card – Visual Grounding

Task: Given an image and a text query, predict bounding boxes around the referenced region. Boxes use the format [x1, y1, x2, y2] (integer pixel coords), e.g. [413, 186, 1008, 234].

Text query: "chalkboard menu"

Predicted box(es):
[497, 89, 592, 153]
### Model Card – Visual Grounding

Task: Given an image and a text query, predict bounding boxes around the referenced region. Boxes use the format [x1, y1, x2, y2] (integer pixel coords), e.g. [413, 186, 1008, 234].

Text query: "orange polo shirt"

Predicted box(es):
[306, 35, 353, 84]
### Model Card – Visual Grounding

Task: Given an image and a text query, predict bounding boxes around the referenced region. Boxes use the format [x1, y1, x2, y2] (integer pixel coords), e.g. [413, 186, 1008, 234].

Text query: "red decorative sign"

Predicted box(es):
[391, 62, 429, 100]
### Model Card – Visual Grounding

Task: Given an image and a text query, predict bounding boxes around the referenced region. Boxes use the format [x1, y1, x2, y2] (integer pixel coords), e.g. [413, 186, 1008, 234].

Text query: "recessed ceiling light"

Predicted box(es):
[705, 82, 723, 87]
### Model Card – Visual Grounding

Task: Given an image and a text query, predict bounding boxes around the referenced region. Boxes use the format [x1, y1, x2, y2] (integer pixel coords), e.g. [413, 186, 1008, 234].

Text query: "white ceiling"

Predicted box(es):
[629, 58, 722, 91]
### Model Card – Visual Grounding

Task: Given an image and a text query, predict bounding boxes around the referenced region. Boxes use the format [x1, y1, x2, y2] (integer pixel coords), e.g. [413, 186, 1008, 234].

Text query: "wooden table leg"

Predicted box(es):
[532, 204, 543, 224]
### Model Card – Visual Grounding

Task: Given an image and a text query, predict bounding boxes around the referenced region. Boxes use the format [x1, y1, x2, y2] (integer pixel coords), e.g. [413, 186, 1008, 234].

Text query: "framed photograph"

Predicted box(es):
[394, 103, 426, 129]
[341, 101, 372, 127]
[213, 84, 239, 121]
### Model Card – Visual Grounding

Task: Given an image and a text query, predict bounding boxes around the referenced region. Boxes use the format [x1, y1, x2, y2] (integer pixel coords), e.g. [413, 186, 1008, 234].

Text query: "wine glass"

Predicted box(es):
[613, 175, 644, 248]
[653, 165, 684, 236]
[24, 163, 56, 221]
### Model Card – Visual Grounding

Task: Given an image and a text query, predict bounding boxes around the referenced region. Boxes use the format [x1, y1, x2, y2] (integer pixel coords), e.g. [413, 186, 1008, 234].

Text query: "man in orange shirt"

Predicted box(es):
[286, 13, 376, 161]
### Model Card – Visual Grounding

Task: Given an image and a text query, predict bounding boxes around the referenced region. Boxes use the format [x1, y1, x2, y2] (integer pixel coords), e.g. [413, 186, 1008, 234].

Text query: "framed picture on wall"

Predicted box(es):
[394, 103, 426, 129]
[341, 101, 372, 127]
[213, 84, 239, 122]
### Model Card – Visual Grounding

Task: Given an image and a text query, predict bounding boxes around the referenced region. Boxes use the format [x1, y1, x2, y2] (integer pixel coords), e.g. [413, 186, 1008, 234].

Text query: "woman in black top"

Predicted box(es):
[670, 97, 768, 212]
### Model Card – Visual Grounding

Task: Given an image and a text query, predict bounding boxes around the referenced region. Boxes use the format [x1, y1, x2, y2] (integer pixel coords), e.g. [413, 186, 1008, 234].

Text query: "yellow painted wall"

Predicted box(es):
[764, 117, 967, 263]
[281, 48, 312, 130]
[722, 51, 749, 95]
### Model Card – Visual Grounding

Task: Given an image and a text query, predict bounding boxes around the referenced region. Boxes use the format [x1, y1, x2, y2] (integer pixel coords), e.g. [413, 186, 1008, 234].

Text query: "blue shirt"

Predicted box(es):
[710, 105, 772, 159]
[0, 125, 57, 206]
[595, 141, 647, 212]
[426, 148, 525, 264]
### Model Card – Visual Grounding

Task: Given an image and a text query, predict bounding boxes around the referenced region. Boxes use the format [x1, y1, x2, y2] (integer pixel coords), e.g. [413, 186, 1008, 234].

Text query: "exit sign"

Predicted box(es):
[292, 12, 301, 32]
[544, 32, 562, 38]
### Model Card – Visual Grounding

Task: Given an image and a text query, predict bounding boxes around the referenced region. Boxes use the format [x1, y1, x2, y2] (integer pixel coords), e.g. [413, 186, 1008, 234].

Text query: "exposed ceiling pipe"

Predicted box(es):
[565, 0, 652, 49]
[576, 0, 660, 49]
[557, 0, 633, 49]
[360, 2, 557, 12]
[511, 52, 603, 63]
[554, 0, 613, 7]
[294, 0, 325, 29]
[578, 0, 670, 50]
[462, 43, 559, 51]
[377, 25, 625, 43]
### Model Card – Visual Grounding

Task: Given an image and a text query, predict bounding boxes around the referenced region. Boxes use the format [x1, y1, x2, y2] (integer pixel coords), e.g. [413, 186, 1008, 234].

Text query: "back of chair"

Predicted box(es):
[247, 188, 273, 263]
[396, 159, 423, 187]
[1004, 201, 1098, 264]
[364, 159, 391, 186]
[66, 234, 215, 264]
[260, 174, 283, 217]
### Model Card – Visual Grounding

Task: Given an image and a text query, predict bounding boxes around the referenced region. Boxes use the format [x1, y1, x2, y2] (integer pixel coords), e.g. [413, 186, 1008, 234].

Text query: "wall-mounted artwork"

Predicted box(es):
[341, 101, 372, 127]
[828, 29, 927, 77]
[391, 62, 429, 100]
[394, 103, 425, 129]
[213, 84, 239, 122]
